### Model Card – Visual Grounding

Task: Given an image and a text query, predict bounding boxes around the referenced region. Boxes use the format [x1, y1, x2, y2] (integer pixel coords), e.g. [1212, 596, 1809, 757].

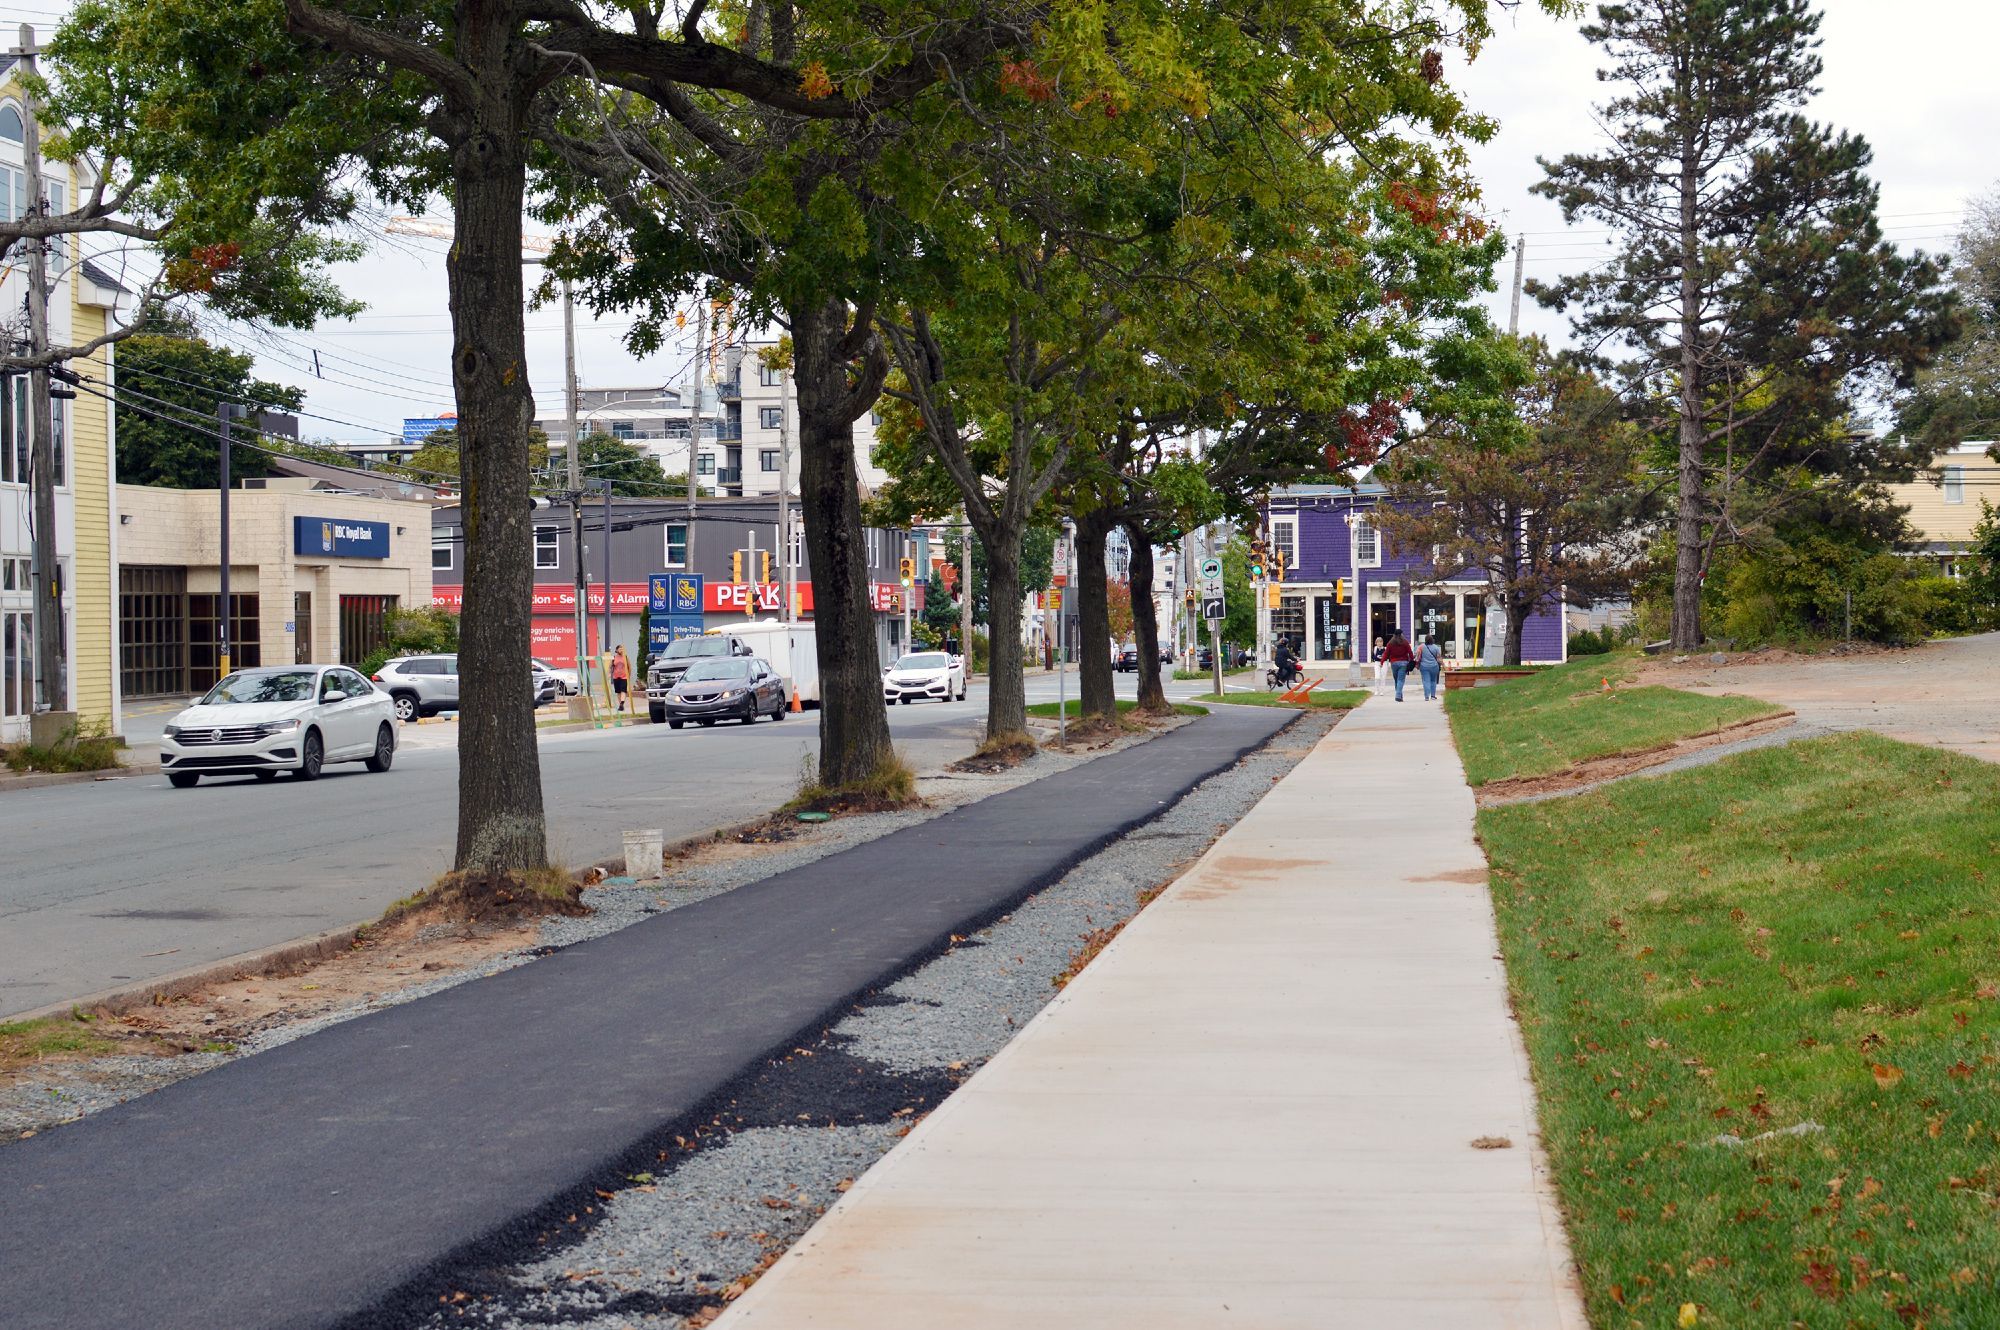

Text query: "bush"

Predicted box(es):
[1567, 625, 1615, 656]
[3, 718, 122, 774]
[968, 629, 989, 674]
[1718, 537, 1942, 647]
[361, 605, 463, 677]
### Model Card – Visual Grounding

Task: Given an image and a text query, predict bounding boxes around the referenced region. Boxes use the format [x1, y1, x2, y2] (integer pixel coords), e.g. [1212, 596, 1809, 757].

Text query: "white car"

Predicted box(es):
[882, 651, 967, 704]
[159, 665, 397, 787]
[532, 657, 580, 696]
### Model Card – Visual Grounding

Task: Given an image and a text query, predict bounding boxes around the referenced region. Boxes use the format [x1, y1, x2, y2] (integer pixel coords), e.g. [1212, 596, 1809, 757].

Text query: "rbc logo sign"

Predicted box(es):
[651, 574, 703, 614]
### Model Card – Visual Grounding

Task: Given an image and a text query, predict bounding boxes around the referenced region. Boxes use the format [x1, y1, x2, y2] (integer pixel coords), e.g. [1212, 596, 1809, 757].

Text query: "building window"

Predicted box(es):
[432, 537, 453, 570]
[760, 449, 780, 472]
[188, 593, 262, 689]
[759, 406, 783, 431]
[697, 453, 716, 476]
[0, 554, 27, 591]
[0, 103, 21, 144]
[665, 420, 691, 439]
[665, 523, 688, 568]
[869, 409, 883, 426]
[337, 594, 396, 668]
[1269, 516, 1296, 574]
[1943, 465, 1964, 504]
[1354, 515, 1379, 568]
[611, 420, 634, 440]
[758, 363, 783, 387]
[534, 526, 561, 569]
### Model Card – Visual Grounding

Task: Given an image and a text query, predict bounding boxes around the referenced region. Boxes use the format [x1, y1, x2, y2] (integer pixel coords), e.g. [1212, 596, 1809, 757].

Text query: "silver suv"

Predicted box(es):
[372, 654, 458, 721]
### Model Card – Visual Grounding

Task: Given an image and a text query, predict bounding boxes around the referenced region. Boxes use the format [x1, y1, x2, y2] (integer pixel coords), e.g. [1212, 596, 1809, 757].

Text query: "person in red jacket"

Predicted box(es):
[1382, 631, 1416, 701]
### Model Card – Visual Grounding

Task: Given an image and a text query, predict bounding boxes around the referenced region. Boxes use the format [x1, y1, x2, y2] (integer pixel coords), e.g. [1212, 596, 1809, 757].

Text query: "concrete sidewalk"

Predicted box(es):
[722, 696, 1586, 1329]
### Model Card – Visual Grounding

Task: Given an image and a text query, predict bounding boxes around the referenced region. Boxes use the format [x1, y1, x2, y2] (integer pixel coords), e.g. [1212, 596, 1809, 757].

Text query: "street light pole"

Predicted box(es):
[217, 402, 232, 682]
[778, 365, 795, 621]
[17, 25, 65, 724]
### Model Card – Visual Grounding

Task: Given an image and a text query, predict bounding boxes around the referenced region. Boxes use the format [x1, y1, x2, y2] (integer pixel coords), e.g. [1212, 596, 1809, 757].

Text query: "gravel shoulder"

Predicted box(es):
[388, 706, 1340, 1330]
[0, 715, 1183, 1139]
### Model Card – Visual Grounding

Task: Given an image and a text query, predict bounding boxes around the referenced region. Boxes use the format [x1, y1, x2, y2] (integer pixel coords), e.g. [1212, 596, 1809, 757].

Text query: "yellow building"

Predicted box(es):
[0, 69, 126, 744]
[1889, 440, 1999, 577]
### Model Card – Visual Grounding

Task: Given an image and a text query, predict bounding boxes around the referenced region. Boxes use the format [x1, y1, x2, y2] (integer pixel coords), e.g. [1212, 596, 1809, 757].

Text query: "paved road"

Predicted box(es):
[0, 670, 1244, 1021]
[0, 705, 1295, 1330]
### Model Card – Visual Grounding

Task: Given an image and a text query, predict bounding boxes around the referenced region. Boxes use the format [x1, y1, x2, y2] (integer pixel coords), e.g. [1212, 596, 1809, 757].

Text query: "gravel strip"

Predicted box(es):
[398, 706, 1337, 1329]
[0, 721, 1180, 1139]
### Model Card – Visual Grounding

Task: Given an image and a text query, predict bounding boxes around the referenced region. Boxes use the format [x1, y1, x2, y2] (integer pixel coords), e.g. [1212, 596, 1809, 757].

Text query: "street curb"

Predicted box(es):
[0, 758, 156, 793]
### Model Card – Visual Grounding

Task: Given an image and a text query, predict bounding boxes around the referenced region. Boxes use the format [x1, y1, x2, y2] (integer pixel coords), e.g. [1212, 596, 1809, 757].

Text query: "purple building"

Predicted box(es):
[1260, 484, 1568, 667]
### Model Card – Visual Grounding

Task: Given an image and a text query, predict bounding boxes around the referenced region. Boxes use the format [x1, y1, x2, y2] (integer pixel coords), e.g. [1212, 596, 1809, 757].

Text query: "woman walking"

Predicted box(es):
[1417, 635, 1445, 701]
[610, 645, 631, 712]
[1383, 632, 1416, 701]
[1370, 636, 1387, 692]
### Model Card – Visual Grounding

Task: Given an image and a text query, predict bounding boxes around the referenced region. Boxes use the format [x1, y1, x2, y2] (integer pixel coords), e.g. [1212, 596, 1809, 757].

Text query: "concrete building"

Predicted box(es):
[428, 495, 919, 667]
[0, 67, 127, 744]
[114, 481, 434, 698]
[1888, 440, 1997, 576]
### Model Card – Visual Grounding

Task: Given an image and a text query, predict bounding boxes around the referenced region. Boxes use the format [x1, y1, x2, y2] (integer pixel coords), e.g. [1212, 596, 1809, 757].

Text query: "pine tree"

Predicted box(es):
[1532, 0, 1957, 649]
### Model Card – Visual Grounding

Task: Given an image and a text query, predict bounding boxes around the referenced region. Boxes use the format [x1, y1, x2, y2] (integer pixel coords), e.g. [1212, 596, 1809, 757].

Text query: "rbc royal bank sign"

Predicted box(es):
[293, 516, 391, 559]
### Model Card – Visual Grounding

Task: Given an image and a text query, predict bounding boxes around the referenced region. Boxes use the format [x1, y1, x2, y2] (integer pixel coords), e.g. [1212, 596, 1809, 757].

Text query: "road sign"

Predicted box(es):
[1047, 587, 1063, 611]
[1201, 594, 1225, 621]
[1197, 556, 1222, 582]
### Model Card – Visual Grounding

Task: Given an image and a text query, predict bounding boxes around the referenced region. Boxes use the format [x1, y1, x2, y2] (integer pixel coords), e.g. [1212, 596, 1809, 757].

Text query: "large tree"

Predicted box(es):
[1900, 186, 2000, 454]
[114, 317, 305, 487]
[1376, 342, 1653, 665]
[1532, 0, 1957, 650]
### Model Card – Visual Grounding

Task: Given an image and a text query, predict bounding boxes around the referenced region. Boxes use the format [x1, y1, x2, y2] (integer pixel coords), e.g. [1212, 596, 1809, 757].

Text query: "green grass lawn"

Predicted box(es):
[1193, 689, 1370, 710]
[1024, 699, 1208, 719]
[1480, 733, 2000, 1328]
[1446, 654, 1782, 786]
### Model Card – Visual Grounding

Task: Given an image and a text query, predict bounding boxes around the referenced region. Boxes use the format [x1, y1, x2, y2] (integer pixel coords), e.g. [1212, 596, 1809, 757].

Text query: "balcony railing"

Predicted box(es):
[715, 467, 743, 486]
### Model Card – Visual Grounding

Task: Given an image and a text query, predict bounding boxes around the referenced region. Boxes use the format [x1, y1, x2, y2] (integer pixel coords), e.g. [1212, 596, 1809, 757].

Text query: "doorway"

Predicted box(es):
[1412, 592, 1457, 656]
[294, 592, 314, 665]
[1367, 601, 1399, 654]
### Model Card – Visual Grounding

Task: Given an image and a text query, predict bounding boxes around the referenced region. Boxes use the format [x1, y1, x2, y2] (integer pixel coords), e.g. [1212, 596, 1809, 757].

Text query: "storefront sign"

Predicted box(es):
[430, 583, 654, 613]
[650, 573, 703, 615]
[293, 516, 390, 559]
[869, 583, 905, 613]
[707, 582, 816, 614]
[532, 619, 600, 659]
[649, 615, 706, 651]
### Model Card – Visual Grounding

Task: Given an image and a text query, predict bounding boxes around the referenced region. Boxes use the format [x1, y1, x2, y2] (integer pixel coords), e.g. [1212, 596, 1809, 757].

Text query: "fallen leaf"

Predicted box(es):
[1470, 1136, 1513, 1149]
[1803, 1260, 1841, 1300]
[1678, 1303, 1699, 1328]
[1870, 1063, 1904, 1090]
[1948, 1061, 1973, 1080]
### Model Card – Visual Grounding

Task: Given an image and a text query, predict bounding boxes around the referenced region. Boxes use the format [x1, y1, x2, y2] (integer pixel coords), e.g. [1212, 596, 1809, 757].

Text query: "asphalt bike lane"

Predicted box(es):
[0, 704, 1294, 1330]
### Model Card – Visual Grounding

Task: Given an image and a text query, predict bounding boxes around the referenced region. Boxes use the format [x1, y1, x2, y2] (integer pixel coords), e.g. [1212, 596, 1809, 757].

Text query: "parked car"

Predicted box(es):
[160, 665, 396, 787]
[532, 657, 579, 696]
[1115, 645, 1140, 672]
[658, 656, 788, 727]
[882, 651, 967, 704]
[372, 653, 457, 721]
[1159, 647, 1175, 664]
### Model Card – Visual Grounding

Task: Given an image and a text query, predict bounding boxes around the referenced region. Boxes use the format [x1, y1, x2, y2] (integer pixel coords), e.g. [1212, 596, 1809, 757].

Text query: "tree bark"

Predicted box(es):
[1671, 107, 1706, 651]
[791, 295, 894, 786]
[982, 529, 1028, 739]
[1126, 519, 1168, 713]
[1504, 597, 1529, 667]
[1074, 509, 1116, 719]
[449, 120, 548, 872]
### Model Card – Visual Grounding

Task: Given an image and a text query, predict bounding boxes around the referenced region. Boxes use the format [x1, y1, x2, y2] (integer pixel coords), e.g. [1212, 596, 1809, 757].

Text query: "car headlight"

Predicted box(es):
[163, 724, 180, 738]
[258, 719, 301, 735]
[719, 688, 744, 700]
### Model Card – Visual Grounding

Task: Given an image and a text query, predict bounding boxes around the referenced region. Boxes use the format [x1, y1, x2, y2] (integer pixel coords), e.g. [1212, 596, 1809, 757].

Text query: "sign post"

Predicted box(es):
[1196, 555, 1225, 695]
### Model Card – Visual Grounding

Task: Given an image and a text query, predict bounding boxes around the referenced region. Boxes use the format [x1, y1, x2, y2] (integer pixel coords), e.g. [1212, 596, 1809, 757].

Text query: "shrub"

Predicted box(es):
[4, 718, 122, 774]
[1567, 625, 1616, 655]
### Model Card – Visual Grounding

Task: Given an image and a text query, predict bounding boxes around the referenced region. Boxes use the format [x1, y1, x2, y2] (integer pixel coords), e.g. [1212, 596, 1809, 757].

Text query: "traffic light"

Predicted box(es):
[731, 549, 744, 584]
[1248, 538, 1267, 580]
[1335, 577, 1348, 604]
[757, 550, 772, 583]
[1266, 584, 1280, 609]
[1183, 588, 1197, 608]
[898, 556, 915, 586]
[1272, 549, 1286, 580]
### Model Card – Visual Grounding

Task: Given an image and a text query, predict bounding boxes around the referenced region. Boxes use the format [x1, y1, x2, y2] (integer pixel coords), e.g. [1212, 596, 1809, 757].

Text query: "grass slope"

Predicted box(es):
[1446, 655, 1780, 786]
[1480, 733, 2000, 1327]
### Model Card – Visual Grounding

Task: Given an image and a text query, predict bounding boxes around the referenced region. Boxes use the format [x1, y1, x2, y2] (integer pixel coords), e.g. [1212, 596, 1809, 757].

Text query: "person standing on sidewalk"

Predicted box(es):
[1370, 636, 1387, 692]
[610, 645, 631, 712]
[1417, 635, 1445, 701]
[1383, 632, 1416, 701]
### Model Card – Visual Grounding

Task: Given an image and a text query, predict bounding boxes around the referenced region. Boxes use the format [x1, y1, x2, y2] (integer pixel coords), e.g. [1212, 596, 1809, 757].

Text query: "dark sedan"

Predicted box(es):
[1115, 645, 1140, 672]
[659, 657, 788, 728]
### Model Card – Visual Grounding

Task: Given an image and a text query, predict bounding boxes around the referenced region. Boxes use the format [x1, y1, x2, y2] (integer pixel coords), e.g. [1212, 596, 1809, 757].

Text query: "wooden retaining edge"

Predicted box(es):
[1472, 708, 1800, 805]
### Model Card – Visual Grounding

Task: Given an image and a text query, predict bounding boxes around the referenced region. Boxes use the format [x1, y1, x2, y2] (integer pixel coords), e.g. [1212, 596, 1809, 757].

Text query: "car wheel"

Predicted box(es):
[365, 723, 396, 773]
[391, 692, 418, 723]
[770, 694, 786, 720]
[668, 720, 684, 730]
[168, 771, 200, 789]
[649, 704, 666, 724]
[294, 729, 324, 781]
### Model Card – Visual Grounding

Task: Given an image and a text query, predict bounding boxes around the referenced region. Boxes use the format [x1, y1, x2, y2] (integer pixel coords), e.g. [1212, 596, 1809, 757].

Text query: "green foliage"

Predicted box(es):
[1218, 537, 1257, 648]
[1565, 626, 1617, 656]
[1716, 535, 1948, 647]
[3, 718, 121, 774]
[1479, 733, 2000, 1326]
[1900, 187, 2000, 448]
[1444, 655, 1782, 787]
[939, 526, 1055, 624]
[115, 317, 305, 488]
[1968, 500, 2000, 608]
[359, 605, 460, 677]
[562, 432, 675, 497]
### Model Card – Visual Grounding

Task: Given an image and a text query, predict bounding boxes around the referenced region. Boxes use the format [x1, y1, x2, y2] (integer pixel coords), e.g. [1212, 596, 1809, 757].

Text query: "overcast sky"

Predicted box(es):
[26, 0, 1999, 442]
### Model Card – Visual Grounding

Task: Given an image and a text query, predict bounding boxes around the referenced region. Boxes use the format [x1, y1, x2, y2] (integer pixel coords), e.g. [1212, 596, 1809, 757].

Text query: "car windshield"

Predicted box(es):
[895, 653, 948, 670]
[664, 637, 730, 659]
[682, 660, 754, 682]
[200, 670, 319, 705]
[532, 658, 557, 670]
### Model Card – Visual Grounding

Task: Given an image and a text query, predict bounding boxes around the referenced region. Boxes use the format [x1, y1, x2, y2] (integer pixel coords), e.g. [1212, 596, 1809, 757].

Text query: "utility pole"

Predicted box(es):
[18, 26, 66, 730]
[959, 507, 973, 669]
[1508, 233, 1526, 335]
[563, 279, 589, 704]
[686, 302, 705, 577]
[217, 404, 232, 681]
[599, 479, 612, 660]
[778, 364, 795, 621]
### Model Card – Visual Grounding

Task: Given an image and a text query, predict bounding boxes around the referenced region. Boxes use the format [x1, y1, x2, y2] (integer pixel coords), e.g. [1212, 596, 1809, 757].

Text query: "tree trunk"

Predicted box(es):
[982, 529, 1028, 739]
[791, 296, 894, 786]
[1126, 520, 1167, 713]
[1504, 598, 1529, 667]
[449, 122, 547, 872]
[1074, 509, 1116, 719]
[1671, 115, 1706, 650]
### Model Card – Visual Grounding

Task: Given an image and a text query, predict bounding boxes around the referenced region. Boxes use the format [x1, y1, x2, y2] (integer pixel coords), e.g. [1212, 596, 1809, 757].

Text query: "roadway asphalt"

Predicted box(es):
[0, 670, 1239, 1021]
[0, 703, 1295, 1330]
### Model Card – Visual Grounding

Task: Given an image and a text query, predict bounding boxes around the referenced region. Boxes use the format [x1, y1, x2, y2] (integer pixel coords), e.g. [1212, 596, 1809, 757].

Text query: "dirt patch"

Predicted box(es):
[949, 735, 1037, 773]
[381, 868, 590, 930]
[1474, 712, 1797, 805]
[1412, 868, 1490, 885]
[1638, 642, 1904, 681]
[788, 788, 928, 817]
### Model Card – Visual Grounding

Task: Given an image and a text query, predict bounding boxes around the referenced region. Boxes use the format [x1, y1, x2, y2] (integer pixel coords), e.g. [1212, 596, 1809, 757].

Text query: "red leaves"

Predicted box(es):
[1802, 1259, 1841, 1301]
[998, 58, 1055, 102]
[164, 241, 242, 294]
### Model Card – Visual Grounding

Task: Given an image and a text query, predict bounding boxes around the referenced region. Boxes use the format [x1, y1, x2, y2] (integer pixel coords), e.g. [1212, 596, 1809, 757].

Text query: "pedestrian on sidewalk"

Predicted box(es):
[1383, 632, 1416, 701]
[610, 645, 631, 712]
[1417, 635, 1445, 701]
[1371, 636, 1387, 692]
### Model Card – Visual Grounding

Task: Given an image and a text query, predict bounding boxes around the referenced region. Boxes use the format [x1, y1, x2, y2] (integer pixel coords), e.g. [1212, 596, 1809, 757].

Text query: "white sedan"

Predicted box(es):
[882, 651, 967, 704]
[159, 665, 397, 787]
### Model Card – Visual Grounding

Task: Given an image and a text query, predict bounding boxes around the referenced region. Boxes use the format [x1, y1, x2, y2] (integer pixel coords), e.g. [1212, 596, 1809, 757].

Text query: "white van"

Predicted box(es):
[710, 620, 820, 707]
